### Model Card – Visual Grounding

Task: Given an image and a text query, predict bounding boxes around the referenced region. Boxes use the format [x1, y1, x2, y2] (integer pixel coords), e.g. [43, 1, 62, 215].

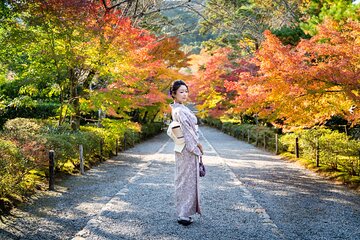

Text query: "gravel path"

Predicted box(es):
[0, 133, 169, 240]
[202, 126, 360, 240]
[1, 126, 360, 240]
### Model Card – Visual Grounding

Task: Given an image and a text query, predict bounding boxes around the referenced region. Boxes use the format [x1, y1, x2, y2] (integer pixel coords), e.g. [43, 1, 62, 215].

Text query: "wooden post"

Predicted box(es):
[295, 137, 299, 158]
[247, 129, 250, 143]
[123, 133, 126, 151]
[315, 139, 320, 167]
[116, 138, 119, 156]
[344, 125, 348, 135]
[263, 133, 266, 149]
[100, 139, 103, 160]
[79, 145, 84, 175]
[275, 134, 279, 155]
[49, 150, 55, 191]
[255, 131, 259, 146]
[358, 149, 360, 176]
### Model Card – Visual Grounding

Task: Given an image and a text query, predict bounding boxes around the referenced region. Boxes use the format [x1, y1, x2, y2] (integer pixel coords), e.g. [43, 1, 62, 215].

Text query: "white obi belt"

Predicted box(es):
[167, 121, 185, 152]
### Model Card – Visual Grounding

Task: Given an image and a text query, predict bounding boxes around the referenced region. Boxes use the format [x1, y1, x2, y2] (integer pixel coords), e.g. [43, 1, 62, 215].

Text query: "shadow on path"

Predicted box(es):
[0, 134, 169, 240]
[202, 126, 360, 240]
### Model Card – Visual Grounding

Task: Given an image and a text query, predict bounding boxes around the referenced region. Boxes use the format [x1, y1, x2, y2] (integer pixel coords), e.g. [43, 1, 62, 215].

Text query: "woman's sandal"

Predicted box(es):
[177, 217, 193, 226]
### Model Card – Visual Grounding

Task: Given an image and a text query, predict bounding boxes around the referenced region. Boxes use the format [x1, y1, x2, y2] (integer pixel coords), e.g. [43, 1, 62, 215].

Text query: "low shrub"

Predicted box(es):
[0, 117, 164, 214]
[0, 138, 31, 210]
[44, 130, 101, 173]
[279, 129, 360, 176]
[3, 118, 48, 167]
[204, 117, 360, 180]
[0, 102, 59, 128]
[202, 117, 222, 129]
[141, 122, 164, 139]
[204, 117, 279, 151]
[3, 118, 44, 141]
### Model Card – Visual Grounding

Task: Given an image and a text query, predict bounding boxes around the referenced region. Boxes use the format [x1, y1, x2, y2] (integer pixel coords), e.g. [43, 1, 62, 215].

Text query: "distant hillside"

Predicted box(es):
[160, 0, 216, 53]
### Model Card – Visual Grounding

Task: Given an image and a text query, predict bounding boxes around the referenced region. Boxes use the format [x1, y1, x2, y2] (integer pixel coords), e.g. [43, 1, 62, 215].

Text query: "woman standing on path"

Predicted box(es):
[169, 80, 204, 226]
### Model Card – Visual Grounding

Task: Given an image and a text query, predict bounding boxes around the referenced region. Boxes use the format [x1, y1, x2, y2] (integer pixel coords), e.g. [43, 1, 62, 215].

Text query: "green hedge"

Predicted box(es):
[203, 117, 360, 179]
[203, 117, 279, 151]
[0, 102, 59, 128]
[0, 117, 164, 215]
[44, 130, 102, 173]
[141, 122, 163, 140]
[280, 129, 360, 176]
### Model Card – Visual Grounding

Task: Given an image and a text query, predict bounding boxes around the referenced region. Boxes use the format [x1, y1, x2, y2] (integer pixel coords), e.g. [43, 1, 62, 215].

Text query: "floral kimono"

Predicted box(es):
[170, 102, 202, 217]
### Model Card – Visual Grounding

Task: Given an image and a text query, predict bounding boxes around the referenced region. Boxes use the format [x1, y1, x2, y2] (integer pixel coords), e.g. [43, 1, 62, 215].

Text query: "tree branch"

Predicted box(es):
[132, 1, 192, 19]
[101, 0, 108, 10]
[108, 0, 128, 11]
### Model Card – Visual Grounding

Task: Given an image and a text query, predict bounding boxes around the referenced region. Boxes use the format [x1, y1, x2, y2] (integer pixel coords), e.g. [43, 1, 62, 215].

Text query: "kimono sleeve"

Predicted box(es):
[175, 109, 201, 156]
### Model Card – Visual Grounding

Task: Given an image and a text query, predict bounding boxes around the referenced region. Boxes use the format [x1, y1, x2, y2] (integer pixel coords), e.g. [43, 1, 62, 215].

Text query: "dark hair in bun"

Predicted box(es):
[169, 80, 188, 99]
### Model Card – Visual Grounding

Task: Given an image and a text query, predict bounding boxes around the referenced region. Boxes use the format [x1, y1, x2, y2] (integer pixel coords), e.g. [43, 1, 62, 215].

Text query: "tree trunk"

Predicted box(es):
[142, 111, 148, 123]
[151, 110, 160, 123]
[69, 68, 80, 131]
[58, 88, 64, 126]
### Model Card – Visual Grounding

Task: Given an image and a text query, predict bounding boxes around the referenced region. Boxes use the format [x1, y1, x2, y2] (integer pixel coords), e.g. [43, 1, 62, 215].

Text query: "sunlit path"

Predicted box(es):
[202, 126, 360, 240]
[73, 129, 282, 240]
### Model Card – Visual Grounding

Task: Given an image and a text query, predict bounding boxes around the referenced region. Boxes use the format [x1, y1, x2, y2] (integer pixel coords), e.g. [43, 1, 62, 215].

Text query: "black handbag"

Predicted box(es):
[199, 156, 206, 177]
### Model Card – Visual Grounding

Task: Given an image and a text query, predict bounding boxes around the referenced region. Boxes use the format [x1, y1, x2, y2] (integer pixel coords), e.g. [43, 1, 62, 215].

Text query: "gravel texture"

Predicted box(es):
[202, 126, 360, 240]
[0, 133, 169, 240]
[1, 126, 360, 240]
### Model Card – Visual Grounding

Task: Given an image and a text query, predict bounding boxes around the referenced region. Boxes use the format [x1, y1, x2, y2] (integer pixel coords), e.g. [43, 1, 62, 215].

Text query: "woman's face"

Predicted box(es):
[173, 85, 188, 104]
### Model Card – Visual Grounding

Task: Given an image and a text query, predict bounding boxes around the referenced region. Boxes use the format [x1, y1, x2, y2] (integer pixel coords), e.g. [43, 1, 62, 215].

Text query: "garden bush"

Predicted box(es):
[3, 118, 44, 141]
[0, 138, 32, 213]
[204, 117, 360, 179]
[280, 129, 360, 176]
[141, 122, 164, 139]
[202, 117, 222, 129]
[3, 118, 48, 167]
[0, 102, 59, 128]
[204, 117, 279, 151]
[0, 117, 164, 214]
[44, 131, 101, 173]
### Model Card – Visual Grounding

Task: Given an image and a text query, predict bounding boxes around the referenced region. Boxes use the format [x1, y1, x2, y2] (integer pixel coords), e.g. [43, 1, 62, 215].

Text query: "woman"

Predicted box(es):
[169, 80, 204, 226]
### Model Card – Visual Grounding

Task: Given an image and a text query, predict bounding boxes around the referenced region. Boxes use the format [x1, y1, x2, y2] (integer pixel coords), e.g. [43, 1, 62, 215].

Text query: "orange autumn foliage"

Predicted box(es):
[225, 19, 360, 127]
[34, 0, 188, 118]
[188, 48, 235, 118]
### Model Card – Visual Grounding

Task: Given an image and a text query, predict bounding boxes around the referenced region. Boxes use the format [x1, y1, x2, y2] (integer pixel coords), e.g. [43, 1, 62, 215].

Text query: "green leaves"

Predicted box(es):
[300, 0, 360, 35]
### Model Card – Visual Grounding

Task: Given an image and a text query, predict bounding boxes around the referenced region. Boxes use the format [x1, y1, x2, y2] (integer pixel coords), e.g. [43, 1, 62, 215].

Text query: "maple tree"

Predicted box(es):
[188, 48, 237, 118]
[0, 0, 188, 129]
[224, 19, 360, 128]
[188, 47, 260, 120]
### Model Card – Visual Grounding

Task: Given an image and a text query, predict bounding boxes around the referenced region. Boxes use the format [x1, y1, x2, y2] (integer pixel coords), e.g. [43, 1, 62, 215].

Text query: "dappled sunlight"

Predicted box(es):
[85, 219, 146, 239]
[267, 190, 292, 197]
[232, 203, 256, 213]
[139, 182, 173, 188]
[101, 199, 136, 214]
[75, 200, 111, 214]
[319, 197, 357, 206]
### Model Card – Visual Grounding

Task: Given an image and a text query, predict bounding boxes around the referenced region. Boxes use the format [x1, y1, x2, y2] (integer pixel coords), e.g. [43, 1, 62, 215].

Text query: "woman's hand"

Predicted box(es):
[197, 143, 204, 155]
